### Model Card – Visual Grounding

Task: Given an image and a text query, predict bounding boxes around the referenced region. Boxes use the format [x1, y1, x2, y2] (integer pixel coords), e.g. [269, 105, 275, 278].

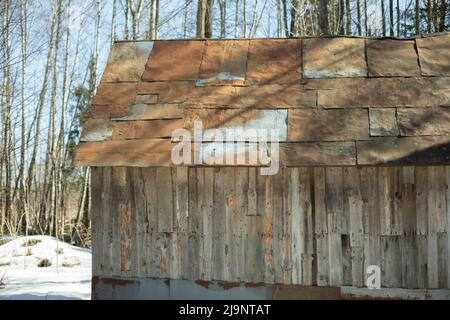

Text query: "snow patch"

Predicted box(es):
[0, 236, 91, 300]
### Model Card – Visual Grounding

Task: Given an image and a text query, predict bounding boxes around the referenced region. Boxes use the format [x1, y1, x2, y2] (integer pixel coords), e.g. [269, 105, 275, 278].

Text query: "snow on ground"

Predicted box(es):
[0, 235, 91, 300]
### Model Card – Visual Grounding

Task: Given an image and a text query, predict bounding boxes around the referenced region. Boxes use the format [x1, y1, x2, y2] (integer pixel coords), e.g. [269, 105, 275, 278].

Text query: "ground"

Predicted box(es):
[0, 235, 91, 300]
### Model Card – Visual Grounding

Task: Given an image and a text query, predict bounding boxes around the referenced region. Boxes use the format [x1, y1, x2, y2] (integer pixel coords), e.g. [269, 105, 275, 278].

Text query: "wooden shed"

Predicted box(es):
[74, 33, 450, 300]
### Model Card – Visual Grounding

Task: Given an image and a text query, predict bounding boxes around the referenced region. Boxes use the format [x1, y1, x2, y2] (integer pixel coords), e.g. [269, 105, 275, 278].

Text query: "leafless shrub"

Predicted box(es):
[22, 239, 41, 247]
[37, 258, 52, 268]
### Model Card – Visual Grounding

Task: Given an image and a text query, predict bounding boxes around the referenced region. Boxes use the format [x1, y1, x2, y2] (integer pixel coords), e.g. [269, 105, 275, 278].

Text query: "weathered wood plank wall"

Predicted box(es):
[92, 166, 450, 289]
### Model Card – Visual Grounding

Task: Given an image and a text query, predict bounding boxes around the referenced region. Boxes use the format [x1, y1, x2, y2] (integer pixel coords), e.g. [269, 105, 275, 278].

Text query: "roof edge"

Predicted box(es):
[112, 31, 450, 44]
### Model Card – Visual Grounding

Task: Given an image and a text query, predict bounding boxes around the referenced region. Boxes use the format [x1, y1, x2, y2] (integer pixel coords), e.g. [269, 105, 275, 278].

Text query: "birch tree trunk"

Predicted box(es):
[197, 0, 207, 37]
[415, 0, 420, 34]
[396, 0, 400, 36]
[235, 0, 239, 37]
[111, 0, 117, 45]
[345, 0, 351, 34]
[364, 0, 368, 35]
[219, 0, 227, 38]
[381, 0, 387, 36]
[389, 0, 394, 36]
[184, 0, 190, 38]
[205, 0, 214, 38]
[149, 0, 160, 40]
[356, 0, 362, 35]
[339, 0, 345, 34]
[428, 0, 432, 33]
[282, 0, 289, 37]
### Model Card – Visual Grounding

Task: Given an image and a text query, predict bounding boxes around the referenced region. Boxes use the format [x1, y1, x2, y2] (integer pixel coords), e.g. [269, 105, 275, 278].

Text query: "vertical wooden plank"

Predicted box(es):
[379, 167, 401, 236]
[152, 168, 172, 279]
[201, 168, 214, 280]
[415, 166, 428, 235]
[175, 167, 189, 232]
[169, 168, 180, 280]
[154, 232, 170, 279]
[263, 174, 274, 284]
[438, 232, 448, 289]
[314, 168, 327, 234]
[101, 167, 112, 276]
[427, 166, 439, 289]
[313, 167, 328, 286]
[281, 168, 293, 284]
[174, 167, 189, 279]
[326, 167, 344, 286]
[416, 235, 428, 289]
[131, 168, 144, 277]
[316, 234, 329, 286]
[299, 168, 314, 286]
[400, 167, 417, 289]
[247, 168, 257, 216]
[427, 232, 439, 288]
[235, 167, 248, 281]
[326, 168, 345, 232]
[435, 166, 447, 233]
[345, 168, 364, 287]
[245, 216, 264, 283]
[401, 234, 418, 289]
[381, 236, 402, 288]
[272, 168, 284, 284]
[401, 167, 417, 235]
[111, 168, 126, 275]
[360, 167, 381, 283]
[256, 170, 266, 216]
[341, 235, 352, 286]
[91, 167, 103, 276]
[169, 231, 181, 279]
[328, 212, 343, 286]
[188, 167, 200, 280]
[291, 168, 302, 285]
[156, 168, 174, 233]
[223, 167, 237, 281]
[212, 168, 226, 281]
[142, 168, 158, 278]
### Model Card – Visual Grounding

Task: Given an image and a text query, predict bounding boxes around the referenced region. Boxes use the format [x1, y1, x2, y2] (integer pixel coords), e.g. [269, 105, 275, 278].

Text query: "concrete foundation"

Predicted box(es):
[92, 276, 450, 300]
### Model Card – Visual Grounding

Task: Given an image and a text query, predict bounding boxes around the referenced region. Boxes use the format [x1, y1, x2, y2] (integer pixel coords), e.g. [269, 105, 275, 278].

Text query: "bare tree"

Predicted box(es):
[345, 0, 351, 34]
[219, 0, 227, 37]
[197, 0, 207, 37]
[389, 0, 394, 36]
[364, 0, 368, 35]
[319, 0, 329, 35]
[415, 0, 420, 34]
[356, 0, 362, 35]
[149, 0, 160, 39]
[439, 0, 447, 32]
[381, 0, 387, 36]
[339, 0, 345, 34]
[290, 0, 301, 36]
[428, 0, 432, 32]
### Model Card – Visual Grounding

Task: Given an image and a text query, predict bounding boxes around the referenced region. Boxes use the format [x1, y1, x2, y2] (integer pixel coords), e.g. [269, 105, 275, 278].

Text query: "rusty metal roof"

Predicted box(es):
[74, 33, 450, 167]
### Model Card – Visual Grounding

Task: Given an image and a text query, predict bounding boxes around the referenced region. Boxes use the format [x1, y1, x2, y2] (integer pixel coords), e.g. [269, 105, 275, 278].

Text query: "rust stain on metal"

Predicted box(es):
[92, 276, 100, 287]
[340, 293, 413, 300]
[161, 256, 167, 273]
[218, 282, 241, 290]
[244, 282, 266, 288]
[195, 280, 212, 289]
[98, 277, 137, 288]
